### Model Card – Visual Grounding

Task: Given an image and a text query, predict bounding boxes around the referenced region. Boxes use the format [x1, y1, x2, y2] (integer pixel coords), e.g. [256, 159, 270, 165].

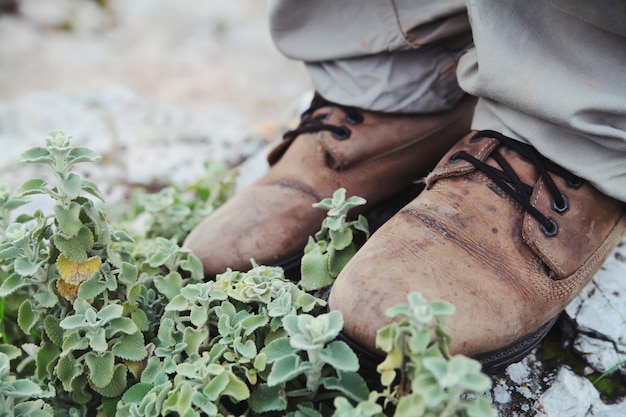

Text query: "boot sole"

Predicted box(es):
[334, 312, 560, 378]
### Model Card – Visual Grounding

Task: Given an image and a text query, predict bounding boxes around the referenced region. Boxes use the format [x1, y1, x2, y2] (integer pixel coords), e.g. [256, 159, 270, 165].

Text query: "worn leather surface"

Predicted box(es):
[329, 131, 626, 356]
[184, 95, 476, 276]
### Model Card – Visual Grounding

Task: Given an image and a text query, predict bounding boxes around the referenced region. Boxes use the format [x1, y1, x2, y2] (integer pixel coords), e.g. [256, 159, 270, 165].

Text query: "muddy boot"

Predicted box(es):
[329, 130, 626, 372]
[184, 94, 477, 277]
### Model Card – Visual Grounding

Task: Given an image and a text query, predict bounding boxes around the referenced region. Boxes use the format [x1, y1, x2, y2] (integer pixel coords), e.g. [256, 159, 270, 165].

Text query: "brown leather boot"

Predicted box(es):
[184, 94, 476, 277]
[329, 130, 626, 371]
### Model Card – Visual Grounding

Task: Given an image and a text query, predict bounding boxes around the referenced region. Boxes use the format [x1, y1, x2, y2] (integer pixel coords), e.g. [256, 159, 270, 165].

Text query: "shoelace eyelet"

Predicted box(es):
[551, 194, 569, 214]
[540, 218, 558, 237]
[567, 177, 583, 189]
[345, 112, 364, 125]
[332, 126, 351, 140]
[449, 152, 463, 164]
[470, 135, 484, 143]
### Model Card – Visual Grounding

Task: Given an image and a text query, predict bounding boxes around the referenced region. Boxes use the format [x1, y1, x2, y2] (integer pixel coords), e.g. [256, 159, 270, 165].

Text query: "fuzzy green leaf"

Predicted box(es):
[154, 271, 183, 301]
[80, 179, 105, 202]
[71, 374, 93, 405]
[14, 257, 42, 277]
[222, 371, 250, 401]
[300, 242, 333, 291]
[0, 272, 29, 297]
[62, 330, 89, 353]
[56, 354, 83, 392]
[14, 178, 49, 197]
[59, 172, 82, 200]
[90, 363, 128, 398]
[0, 244, 22, 260]
[122, 382, 154, 404]
[67, 147, 101, 164]
[97, 303, 124, 324]
[77, 274, 107, 300]
[329, 228, 353, 251]
[263, 337, 297, 363]
[323, 371, 369, 402]
[0, 344, 22, 360]
[53, 226, 94, 264]
[182, 327, 208, 356]
[54, 202, 82, 236]
[18, 299, 40, 334]
[131, 309, 149, 332]
[327, 244, 356, 278]
[108, 317, 139, 336]
[20, 147, 54, 164]
[85, 351, 115, 388]
[33, 283, 59, 308]
[36, 342, 60, 380]
[267, 355, 311, 386]
[318, 341, 359, 372]
[112, 331, 147, 361]
[87, 328, 108, 352]
[189, 304, 208, 328]
[44, 316, 64, 347]
[248, 383, 287, 414]
[7, 379, 44, 398]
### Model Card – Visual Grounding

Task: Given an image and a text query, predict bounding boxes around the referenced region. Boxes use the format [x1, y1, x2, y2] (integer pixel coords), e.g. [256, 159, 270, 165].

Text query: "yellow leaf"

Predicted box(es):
[56, 279, 80, 303]
[57, 254, 102, 285]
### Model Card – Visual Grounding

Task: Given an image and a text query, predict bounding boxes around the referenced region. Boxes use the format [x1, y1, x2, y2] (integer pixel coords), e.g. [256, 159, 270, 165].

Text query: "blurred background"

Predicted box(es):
[0, 0, 310, 198]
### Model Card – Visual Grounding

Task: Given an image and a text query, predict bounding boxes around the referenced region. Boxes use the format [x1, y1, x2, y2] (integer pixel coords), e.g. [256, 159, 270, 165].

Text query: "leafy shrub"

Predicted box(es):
[0, 131, 492, 416]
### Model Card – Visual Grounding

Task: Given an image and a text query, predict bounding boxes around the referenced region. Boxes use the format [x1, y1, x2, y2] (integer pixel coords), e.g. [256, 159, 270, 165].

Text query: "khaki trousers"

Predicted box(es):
[268, 0, 626, 202]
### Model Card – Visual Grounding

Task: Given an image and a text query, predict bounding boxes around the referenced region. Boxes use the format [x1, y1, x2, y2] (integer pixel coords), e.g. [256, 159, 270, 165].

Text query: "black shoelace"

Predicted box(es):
[282, 95, 364, 142]
[450, 130, 583, 237]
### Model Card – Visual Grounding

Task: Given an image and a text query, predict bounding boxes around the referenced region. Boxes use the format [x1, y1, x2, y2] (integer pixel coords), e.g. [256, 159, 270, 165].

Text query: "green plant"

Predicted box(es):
[0, 131, 493, 416]
[299, 188, 369, 291]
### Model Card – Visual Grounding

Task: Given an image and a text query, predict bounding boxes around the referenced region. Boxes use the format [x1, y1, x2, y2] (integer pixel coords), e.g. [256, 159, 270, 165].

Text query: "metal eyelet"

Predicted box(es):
[345, 112, 364, 125]
[539, 218, 558, 237]
[567, 177, 583, 189]
[550, 194, 569, 214]
[332, 126, 351, 140]
[449, 151, 463, 164]
[470, 135, 484, 143]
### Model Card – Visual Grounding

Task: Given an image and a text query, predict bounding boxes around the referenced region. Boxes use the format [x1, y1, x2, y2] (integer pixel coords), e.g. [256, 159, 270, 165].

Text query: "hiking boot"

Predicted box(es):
[184, 94, 476, 277]
[328, 130, 626, 371]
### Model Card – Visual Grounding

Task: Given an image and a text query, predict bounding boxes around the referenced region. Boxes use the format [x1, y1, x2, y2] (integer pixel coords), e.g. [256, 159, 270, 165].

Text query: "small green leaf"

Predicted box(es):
[81, 179, 105, 202]
[56, 353, 83, 392]
[18, 299, 40, 334]
[67, 147, 101, 164]
[85, 351, 115, 388]
[154, 271, 183, 301]
[77, 274, 107, 300]
[112, 331, 147, 361]
[267, 355, 311, 386]
[15, 178, 49, 197]
[122, 382, 154, 404]
[0, 344, 22, 360]
[108, 317, 139, 335]
[20, 147, 54, 164]
[328, 244, 356, 278]
[300, 242, 333, 291]
[183, 327, 208, 356]
[36, 342, 60, 380]
[90, 363, 128, 398]
[7, 379, 44, 398]
[0, 272, 29, 297]
[322, 371, 369, 402]
[131, 309, 149, 332]
[59, 172, 82, 200]
[44, 316, 64, 346]
[248, 383, 287, 413]
[329, 228, 353, 251]
[467, 397, 494, 417]
[54, 202, 83, 236]
[53, 226, 94, 264]
[14, 257, 42, 277]
[87, 328, 108, 352]
[189, 304, 208, 327]
[318, 341, 359, 372]
[263, 337, 296, 363]
[222, 371, 250, 401]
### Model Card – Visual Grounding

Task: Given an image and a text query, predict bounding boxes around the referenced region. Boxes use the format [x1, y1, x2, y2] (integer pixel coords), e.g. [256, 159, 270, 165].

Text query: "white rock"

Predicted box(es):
[536, 367, 598, 417]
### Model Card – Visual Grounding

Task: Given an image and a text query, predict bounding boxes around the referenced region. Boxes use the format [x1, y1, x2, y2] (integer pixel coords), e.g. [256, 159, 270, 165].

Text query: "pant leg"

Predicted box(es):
[268, 0, 472, 113]
[457, 1, 626, 202]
